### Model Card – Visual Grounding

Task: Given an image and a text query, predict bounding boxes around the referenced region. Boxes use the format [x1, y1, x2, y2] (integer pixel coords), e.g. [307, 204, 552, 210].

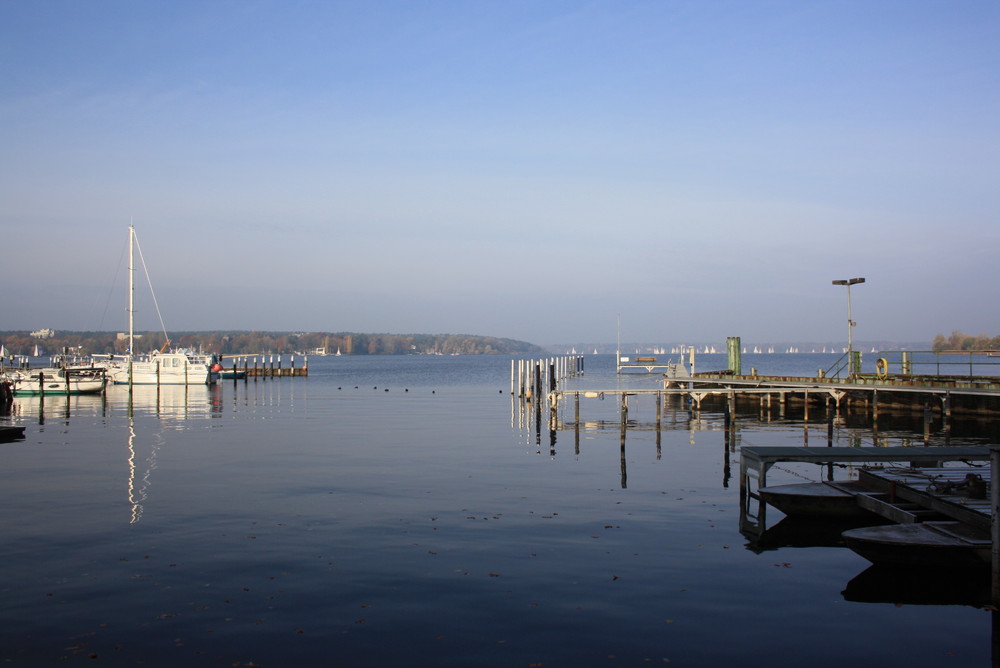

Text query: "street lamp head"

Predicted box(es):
[849, 277, 866, 285]
[832, 280, 848, 286]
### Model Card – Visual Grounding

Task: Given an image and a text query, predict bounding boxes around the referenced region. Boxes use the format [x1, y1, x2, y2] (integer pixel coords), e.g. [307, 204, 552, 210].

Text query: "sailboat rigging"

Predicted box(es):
[99, 226, 219, 385]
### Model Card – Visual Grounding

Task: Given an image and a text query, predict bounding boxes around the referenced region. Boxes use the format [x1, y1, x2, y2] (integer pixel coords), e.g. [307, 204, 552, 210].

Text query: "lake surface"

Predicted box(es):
[1, 353, 996, 666]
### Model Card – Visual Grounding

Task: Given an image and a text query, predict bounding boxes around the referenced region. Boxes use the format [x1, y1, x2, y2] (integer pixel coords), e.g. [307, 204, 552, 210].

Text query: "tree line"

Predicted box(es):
[931, 331, 1000, 351]
[0, 331, 544, 357]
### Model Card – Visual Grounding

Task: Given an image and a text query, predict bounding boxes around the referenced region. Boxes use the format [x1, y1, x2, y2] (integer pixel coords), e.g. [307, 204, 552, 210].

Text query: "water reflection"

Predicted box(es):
[843, 564, 990, 608]
[126, 415, 152, 523]
[116, 384, 223, 423]
[9, 392, 107, 423]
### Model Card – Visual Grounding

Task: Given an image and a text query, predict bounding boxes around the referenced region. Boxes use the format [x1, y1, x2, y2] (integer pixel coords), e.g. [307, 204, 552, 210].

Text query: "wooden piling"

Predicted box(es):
[992, 446, 999, 605]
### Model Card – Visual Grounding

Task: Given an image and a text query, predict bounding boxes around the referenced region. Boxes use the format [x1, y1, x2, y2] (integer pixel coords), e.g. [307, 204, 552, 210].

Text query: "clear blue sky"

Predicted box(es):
[2, 1, 998, 346]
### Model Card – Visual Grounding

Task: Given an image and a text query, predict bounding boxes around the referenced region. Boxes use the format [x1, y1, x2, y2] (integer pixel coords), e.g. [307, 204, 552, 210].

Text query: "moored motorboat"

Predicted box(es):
[107, 351, 218, 385]
[842, 521, 990, 568]
[9, 367, 108, 395]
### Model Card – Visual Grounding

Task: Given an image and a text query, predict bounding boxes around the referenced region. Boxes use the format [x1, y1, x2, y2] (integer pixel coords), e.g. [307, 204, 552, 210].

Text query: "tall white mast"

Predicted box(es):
[128, 224, 135, 355]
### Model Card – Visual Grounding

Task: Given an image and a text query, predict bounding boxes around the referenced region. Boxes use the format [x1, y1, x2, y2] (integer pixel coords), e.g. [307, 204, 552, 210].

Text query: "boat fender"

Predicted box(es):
[211, 363, 222, 372]
[876, 357, 888, 379]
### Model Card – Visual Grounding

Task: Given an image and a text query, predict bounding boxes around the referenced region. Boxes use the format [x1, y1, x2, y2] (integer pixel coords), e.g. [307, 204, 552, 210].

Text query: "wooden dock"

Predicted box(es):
[739, 446, 992, 538]
[220, 355, 308, 379]
[241, 366, 308, 377]
[547, 370, 1000, 427]
[739, 445, 992, 500]
[859, 466, 991, 531]
[741, 445, 1000, 604]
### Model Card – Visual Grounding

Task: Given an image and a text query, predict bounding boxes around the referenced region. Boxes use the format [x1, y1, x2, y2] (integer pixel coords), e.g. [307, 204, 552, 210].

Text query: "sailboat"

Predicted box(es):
[104, 226, 218, 385]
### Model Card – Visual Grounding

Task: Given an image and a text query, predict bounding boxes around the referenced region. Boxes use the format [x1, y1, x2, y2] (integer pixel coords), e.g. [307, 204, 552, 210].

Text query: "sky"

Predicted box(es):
[1, 1, 998, 346]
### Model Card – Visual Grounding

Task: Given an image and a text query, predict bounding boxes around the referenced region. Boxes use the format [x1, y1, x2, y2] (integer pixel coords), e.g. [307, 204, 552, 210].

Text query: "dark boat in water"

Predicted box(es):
[842, 521, 990, 568]
[0, 426, 26, 442]
[758, 480, 879, 519]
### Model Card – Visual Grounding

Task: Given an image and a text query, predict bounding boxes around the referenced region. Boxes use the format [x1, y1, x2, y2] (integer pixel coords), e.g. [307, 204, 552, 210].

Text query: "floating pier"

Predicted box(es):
[740, 445, 1000, 605]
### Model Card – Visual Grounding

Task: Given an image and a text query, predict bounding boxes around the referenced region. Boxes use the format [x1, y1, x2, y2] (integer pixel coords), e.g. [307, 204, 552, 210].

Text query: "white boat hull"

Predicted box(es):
[108, 354, 217, 385]
[11, 368, 108, 395]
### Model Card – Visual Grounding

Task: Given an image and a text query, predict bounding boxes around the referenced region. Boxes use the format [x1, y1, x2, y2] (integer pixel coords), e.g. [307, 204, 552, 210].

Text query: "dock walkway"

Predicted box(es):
[859, 466, 991, 531]
[739, 446, 992, 499]
[547, 371, 1000, 424]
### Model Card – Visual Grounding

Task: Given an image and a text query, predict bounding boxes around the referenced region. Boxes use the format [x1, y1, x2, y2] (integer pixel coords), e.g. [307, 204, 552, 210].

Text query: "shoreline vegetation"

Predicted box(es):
[0, 331, 545, 357]
[932, 331, 1000, 352]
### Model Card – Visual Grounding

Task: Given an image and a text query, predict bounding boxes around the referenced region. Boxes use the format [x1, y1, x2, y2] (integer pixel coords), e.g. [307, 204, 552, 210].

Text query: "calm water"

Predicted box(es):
[1, 354, 996, 666]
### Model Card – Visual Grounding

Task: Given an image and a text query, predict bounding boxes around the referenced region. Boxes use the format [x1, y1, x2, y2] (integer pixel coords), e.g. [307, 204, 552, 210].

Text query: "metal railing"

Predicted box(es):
[875, 350, 1000, 378]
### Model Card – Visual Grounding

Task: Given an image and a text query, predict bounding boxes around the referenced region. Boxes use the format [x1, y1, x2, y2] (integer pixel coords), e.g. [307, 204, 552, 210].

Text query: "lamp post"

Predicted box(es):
[832, 277, 865, 376]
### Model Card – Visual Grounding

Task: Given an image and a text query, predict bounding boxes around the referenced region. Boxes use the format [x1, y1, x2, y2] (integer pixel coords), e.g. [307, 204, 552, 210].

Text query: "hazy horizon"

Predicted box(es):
[3, 2, 998, 344]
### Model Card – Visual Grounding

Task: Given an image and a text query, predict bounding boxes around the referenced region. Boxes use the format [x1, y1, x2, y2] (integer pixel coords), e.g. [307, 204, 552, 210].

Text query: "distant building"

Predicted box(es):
[117, 333, 144, 341]
[30, 328, 55, 339]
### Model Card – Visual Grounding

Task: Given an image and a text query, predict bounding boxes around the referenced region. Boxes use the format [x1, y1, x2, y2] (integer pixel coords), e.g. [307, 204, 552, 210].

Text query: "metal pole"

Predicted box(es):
[846, 283, 853, 369]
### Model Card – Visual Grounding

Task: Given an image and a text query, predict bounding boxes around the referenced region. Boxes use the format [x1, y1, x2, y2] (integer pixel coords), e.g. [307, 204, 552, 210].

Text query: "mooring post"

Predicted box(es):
[992, 446, 1000, 606]
[727, 336, 741, 375]
[724, 391, 736, 451]
[923, 401, 933, 445]
[549, 391, 558, 433]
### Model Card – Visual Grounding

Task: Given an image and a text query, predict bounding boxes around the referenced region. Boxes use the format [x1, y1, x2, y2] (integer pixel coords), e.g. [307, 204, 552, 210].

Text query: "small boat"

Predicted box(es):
[218, 368, 247, 380]
[759, 480, 879, 519]
[10, 367, 108, 395]
[0, 425, 26, 442]
[842, 521, 990, 568]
